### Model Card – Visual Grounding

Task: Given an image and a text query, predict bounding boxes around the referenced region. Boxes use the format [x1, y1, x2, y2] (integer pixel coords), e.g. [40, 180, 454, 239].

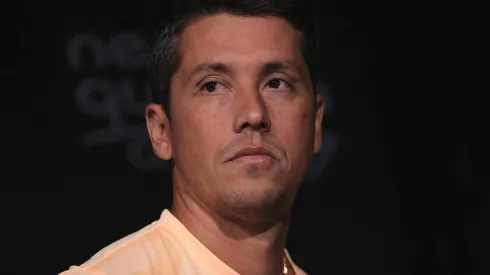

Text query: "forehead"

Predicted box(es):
[178, 13, 304, 71]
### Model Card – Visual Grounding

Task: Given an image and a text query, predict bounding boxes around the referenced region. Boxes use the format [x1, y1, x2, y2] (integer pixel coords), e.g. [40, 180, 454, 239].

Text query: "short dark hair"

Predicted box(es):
[147, 0, 320, 117]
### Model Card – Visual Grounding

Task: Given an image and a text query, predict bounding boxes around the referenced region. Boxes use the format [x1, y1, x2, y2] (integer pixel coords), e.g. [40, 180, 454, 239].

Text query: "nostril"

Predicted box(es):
[241, 121, 269, 132]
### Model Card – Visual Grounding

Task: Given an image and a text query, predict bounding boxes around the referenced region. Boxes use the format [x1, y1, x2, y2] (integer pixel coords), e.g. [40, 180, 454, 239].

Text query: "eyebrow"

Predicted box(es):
[188, 60, 301, 79]
[261, 61, 299, 76]
[189, 62, 232, 79]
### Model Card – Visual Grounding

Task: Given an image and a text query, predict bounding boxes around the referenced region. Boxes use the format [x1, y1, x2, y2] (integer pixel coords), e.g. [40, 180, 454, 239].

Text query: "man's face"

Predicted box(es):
[147, 13, 324, 221]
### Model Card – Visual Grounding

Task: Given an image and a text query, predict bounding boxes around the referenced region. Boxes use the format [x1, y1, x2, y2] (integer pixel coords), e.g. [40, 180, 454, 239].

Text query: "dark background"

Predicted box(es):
[14, 0, 487, 274]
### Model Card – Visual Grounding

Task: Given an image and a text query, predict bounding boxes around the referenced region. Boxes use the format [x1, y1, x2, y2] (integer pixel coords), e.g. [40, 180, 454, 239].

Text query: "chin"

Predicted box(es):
[218, 182, 286, 215]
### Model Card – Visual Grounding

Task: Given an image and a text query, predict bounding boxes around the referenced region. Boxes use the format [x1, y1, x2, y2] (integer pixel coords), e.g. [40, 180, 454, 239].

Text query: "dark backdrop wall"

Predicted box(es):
[15, 0, 487, 274]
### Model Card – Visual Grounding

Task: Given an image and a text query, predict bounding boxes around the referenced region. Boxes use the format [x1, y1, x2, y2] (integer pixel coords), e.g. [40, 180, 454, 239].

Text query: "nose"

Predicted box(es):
[232, 89, 271, 133]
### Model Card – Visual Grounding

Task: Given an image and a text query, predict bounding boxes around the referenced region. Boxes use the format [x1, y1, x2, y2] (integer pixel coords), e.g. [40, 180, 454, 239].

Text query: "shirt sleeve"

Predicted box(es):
[59, 266, 107, 275]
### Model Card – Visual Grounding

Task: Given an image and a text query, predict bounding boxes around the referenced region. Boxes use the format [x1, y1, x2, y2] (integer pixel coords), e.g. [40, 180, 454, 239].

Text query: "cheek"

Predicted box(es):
[171, 103, 228, 166]
[272, 105, 316, 157]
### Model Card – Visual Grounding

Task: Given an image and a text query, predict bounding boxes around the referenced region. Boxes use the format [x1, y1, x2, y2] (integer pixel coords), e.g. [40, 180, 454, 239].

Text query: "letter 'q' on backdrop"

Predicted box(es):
[67, 30, 339, 184]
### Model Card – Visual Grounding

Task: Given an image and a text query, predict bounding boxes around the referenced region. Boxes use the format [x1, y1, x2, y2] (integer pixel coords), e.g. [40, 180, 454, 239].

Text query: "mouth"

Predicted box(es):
[227, 146, 276, 165]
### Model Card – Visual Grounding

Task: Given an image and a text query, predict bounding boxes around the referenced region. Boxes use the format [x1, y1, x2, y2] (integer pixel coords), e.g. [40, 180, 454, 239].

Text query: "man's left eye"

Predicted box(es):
[265, 79, 290, 89]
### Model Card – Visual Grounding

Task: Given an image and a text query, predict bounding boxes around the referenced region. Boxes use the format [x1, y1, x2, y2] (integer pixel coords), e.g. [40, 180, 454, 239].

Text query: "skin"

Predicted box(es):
[146, 13, 324, 275]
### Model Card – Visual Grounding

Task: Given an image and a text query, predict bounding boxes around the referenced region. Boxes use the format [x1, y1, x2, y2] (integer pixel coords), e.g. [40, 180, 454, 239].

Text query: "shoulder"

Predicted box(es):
[59, 220, 178, 275]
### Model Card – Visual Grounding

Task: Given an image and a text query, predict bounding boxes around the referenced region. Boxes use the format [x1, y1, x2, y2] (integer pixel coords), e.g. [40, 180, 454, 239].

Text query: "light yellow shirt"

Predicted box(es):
[60, 209, 306, 275]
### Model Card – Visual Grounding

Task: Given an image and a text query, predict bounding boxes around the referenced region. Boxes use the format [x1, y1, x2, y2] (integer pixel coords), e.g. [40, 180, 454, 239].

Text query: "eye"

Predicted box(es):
[265, 79, 290, 90]
[199, 81, 226, 94]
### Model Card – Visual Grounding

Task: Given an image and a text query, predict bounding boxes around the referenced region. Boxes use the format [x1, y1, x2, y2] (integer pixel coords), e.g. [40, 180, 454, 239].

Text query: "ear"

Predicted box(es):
[313, 93, 325, 154]
[145, 103, 173, 160]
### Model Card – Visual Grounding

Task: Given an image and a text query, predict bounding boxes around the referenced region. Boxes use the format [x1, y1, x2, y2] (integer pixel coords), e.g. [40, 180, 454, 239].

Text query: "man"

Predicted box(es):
[61, 0, 324, 274]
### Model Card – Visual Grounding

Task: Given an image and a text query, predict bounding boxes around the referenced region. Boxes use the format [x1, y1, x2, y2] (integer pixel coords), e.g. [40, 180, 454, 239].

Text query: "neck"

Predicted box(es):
[171, 190, 291, 275]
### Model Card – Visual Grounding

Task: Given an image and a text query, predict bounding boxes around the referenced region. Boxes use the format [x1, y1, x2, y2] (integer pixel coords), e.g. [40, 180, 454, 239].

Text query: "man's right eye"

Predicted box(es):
[200, 81, 223, 93]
